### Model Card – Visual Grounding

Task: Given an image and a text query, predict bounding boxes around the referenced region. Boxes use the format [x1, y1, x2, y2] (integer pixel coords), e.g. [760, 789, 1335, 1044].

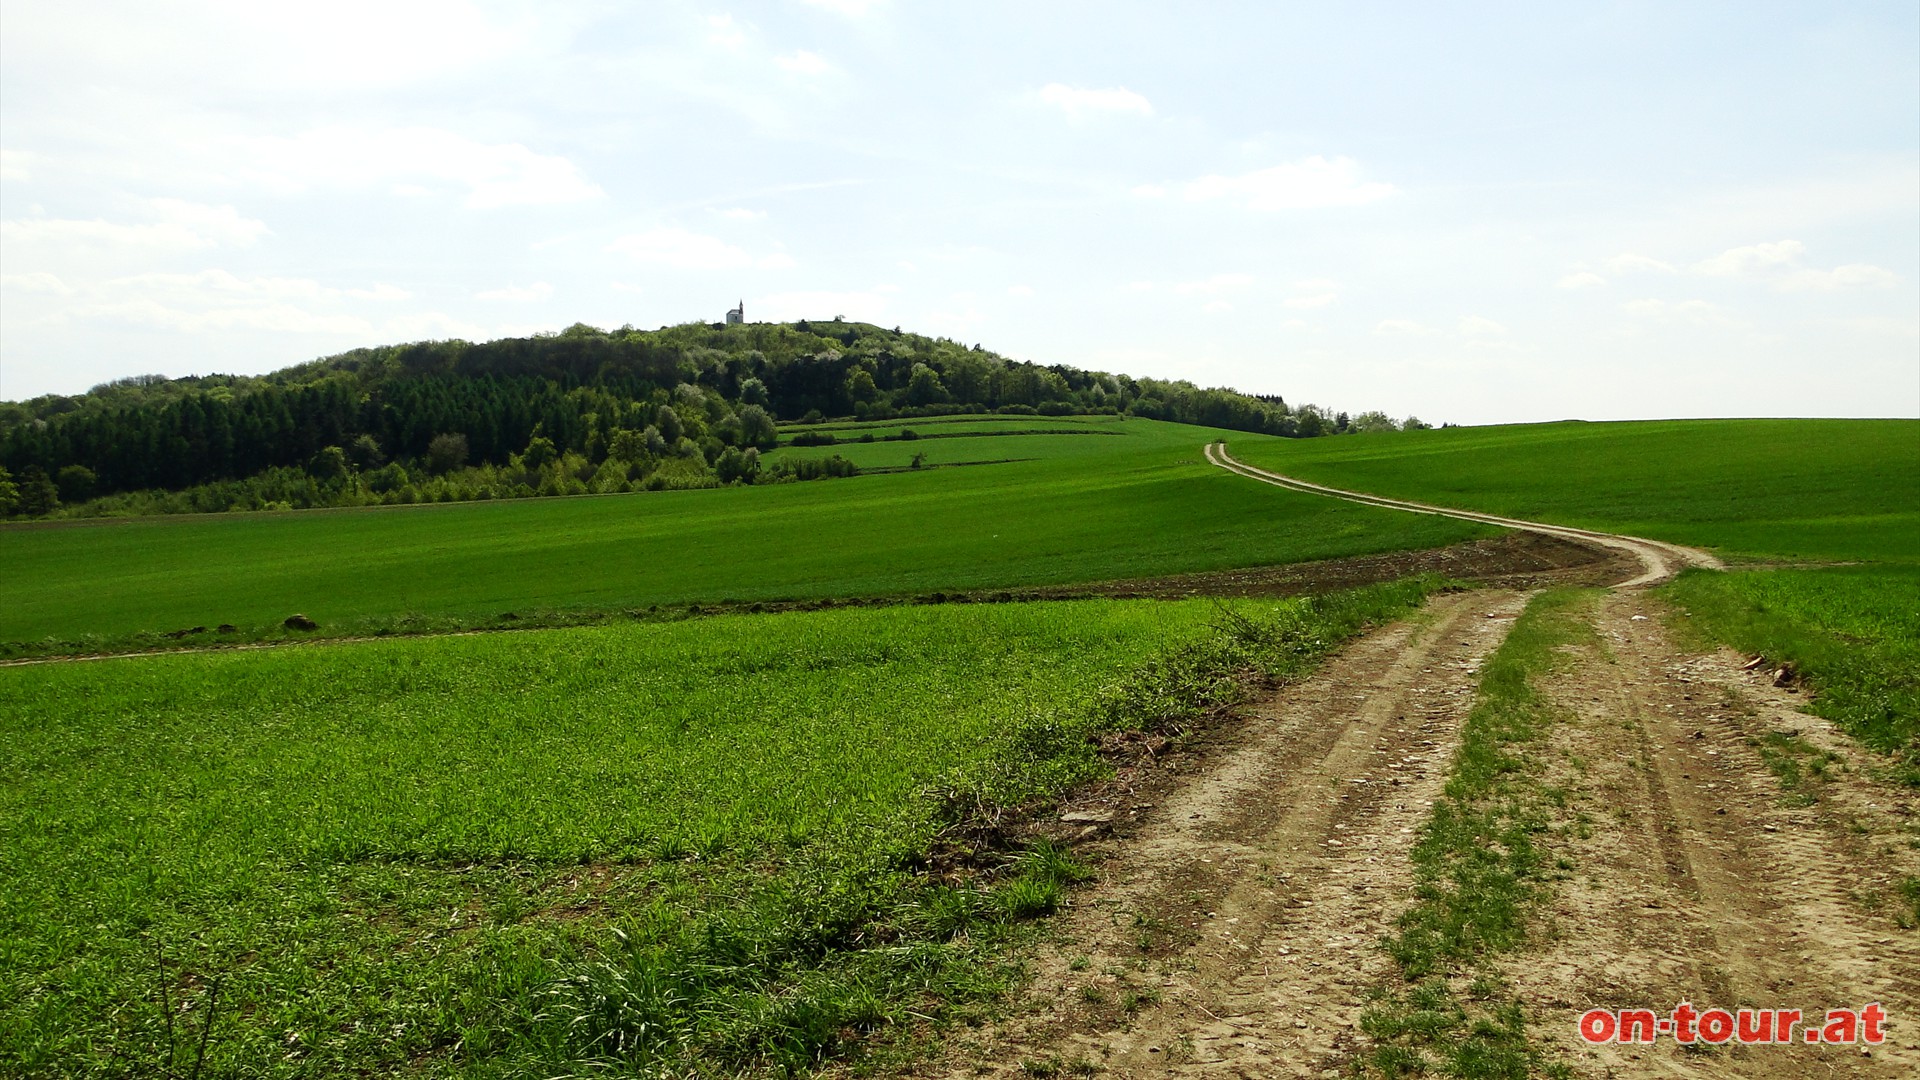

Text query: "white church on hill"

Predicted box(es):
[725, 300, 744, 325]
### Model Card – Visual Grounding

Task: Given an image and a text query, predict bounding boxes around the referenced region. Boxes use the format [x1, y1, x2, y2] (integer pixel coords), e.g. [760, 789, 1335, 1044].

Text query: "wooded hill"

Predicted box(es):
[0, 319, 1421, 517]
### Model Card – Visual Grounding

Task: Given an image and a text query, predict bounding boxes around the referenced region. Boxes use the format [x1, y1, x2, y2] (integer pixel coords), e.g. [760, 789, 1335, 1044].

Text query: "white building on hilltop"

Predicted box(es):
[725, 300, 744, 325]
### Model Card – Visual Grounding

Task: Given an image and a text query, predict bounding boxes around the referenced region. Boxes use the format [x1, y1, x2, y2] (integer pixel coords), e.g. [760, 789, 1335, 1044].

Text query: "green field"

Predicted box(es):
[0, 416, 1488, 650]
[1667, 564, 1920, 773]
[1230, 418, 1920, 770]
[0, 584, 1440, 1076]
[1226, 418, 1920, 562]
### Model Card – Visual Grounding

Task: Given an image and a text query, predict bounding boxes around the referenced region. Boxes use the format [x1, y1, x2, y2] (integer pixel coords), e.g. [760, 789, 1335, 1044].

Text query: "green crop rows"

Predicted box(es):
[1227, 418, 1920, 563]
[0, 584, 1442, 1076]
[0, 416, 1488, 653]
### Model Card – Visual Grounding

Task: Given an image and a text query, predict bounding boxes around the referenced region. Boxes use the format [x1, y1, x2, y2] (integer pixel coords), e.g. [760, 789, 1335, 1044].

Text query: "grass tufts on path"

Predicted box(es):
[1361, 589, 1595, 1079]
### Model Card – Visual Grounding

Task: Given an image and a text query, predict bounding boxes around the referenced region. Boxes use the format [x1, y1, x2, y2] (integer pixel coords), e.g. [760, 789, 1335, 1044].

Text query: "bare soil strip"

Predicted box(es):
[1511, 591, 1920, 1077]
[934, 588, 1531, 1078]
[1206, 445, 1721, 587]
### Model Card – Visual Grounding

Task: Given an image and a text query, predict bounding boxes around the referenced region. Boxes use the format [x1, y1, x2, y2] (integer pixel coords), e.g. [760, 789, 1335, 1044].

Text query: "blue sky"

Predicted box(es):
[2, 1, 1915, 423]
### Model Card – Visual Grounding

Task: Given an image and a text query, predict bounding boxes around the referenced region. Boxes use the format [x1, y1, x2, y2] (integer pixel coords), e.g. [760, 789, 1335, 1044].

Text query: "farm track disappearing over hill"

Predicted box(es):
[1206, 443, 1722, 587]
[921, 447, 1916, 1078]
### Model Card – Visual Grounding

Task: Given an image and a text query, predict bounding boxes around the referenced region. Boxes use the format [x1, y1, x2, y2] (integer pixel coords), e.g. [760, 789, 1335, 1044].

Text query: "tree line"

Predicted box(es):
[0, 318, 1428, 518]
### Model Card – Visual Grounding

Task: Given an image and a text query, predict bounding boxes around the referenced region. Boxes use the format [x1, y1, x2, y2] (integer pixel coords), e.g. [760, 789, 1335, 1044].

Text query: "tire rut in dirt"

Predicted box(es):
[1511, 592, 1920, 1078]
[938, 589, 1530, 1079]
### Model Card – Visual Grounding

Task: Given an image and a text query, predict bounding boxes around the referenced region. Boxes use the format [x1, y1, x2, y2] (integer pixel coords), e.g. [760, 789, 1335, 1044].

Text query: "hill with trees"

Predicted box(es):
[0, 318, 1425, 518]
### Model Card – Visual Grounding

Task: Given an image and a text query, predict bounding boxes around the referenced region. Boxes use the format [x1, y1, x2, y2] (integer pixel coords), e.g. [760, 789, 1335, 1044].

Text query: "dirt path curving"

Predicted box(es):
[935, 588, 1531, 1078]
[917, 451, 1915, 1079]
[1205, 444, 1721, 587]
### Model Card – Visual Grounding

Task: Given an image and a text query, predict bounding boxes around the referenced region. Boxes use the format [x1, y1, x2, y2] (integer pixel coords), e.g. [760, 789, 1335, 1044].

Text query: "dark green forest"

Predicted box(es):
[0, 318, 1421, 518]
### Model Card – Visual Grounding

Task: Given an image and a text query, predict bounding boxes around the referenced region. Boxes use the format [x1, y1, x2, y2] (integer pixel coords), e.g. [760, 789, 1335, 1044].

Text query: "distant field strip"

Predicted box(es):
[0, 417, 1490, 646]
[1225, 418, 1920, 563]
[1206, 443, 1718, 586]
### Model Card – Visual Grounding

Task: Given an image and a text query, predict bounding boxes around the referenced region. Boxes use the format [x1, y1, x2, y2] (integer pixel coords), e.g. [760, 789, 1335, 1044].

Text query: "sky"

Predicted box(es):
[2, 1, 1916, 424]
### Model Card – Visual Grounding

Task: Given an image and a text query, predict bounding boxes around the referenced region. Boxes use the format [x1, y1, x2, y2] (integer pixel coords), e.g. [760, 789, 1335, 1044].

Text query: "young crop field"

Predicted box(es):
[1667, 564, 1920, 776]
[0, 583, 1442, 1077]
[1225, 418, 1920, 563]
[0, 416, 1489, 652]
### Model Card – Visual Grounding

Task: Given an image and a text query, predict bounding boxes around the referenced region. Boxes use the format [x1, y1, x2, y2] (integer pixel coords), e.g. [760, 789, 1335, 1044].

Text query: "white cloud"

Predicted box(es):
[758, 289, 889, 322]
[1202, 300, 1233, 313]
[1678, 241, 1896, 291]
[1172, 273, 1253, 294]
[607, 228, 795, 270]
[74, 297, 375, 336]
[718, 207, 766, 221]
[241, 126, 602, 208]
[1374, 318, 1440, 336]
[922, 303, 986, 336]
[801, 0, 887, 15]
[1007, 284, 1034, 297]
[777, 50, 834, 76]
[97, 270, 407, 304]
[1283, 293, 1337, 309]
[0, 199, 269, 251]
[0, 272, 74, 295]
[475, 282, 554, 302]
[1173, 156, 1395, 211]
[1557, 271, 1607, 289]
[610, 282, 647, 295]
[1780, 263, 1900, 291]
[1603, 253, 1677, 274]
[1622, 297, 1737, 327]
[1037, 83, 1153, 118]
[1124, 280, 1156, 292]
[0, 149, 36, 183]
[109, 270, 330, 298]
[1458, 315, 1508, 337]
[1130, 183, 1167, 198]
[5, 1, 528, 97]
[707, 14, 746, 50]
[5, 268, 429, 351]
[1691, 240, 1805, 278]
[377, 311, 546, 342]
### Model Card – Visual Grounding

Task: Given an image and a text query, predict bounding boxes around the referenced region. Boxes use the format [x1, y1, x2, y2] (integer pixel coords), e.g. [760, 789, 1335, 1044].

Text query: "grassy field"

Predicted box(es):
[1667, 564, 1920, 778]
[0, 583, 1442, 1077]
[1226, 418, 1920, 563]
[0, 416, 1489, 651]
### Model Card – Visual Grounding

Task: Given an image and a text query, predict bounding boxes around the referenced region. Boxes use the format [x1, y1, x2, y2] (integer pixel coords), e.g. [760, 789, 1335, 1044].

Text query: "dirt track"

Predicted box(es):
[939, 589, 1529, 1078]
[1516, 591, 1920, 1077]
[921, 449, 1917, 1078]
[1204, 444, 1722, 587]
